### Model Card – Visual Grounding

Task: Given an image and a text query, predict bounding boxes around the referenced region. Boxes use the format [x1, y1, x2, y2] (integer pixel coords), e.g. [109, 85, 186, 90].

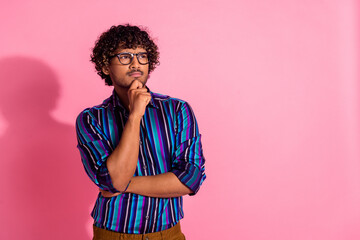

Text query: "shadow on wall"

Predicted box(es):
[0, 56, 94, 239]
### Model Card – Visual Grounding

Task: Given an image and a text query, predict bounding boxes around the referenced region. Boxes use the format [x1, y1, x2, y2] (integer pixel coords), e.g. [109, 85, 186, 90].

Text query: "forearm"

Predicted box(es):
[100, 172, 192, 198]
[106, 114, 141, 192]
[127, 172, 192, 197]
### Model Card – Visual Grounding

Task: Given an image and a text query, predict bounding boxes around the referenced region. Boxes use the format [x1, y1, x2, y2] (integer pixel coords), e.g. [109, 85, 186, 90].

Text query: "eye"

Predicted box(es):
[120, 54, 131, 60]
[138, 53, 148, 59]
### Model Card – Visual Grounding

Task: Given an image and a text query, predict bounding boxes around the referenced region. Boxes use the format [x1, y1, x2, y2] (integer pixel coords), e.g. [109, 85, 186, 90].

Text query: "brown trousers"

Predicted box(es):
[93, 222, 186, 240]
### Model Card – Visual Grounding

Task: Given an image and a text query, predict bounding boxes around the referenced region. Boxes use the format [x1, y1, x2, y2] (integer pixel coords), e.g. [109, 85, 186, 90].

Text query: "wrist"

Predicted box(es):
[128, 113, 142, 123]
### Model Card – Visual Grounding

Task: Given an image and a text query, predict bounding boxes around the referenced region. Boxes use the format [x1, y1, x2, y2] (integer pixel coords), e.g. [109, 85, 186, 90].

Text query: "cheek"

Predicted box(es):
[112, 68, 128, 77]
[144, 65, 150, 73]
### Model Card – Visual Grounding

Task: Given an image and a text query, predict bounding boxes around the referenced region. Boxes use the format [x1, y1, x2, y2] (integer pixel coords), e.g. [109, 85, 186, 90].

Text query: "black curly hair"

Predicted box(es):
[91, 24, 160, 86]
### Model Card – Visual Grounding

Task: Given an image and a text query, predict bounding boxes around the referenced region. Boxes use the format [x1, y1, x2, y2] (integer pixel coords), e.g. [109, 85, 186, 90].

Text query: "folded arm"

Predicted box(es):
[76, 80, 151, 193]
[100, 101, 206, 198]
[100, 172, 192, 198]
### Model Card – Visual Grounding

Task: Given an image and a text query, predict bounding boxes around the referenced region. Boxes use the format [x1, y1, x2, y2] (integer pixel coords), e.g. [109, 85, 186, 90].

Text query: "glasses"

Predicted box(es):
[110, 52, 149, 65]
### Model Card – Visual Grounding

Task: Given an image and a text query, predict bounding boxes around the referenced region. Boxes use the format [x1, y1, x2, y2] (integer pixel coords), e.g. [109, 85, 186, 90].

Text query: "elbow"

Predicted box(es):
[107, 165, 133, 192]
[113, 178, 132, 193]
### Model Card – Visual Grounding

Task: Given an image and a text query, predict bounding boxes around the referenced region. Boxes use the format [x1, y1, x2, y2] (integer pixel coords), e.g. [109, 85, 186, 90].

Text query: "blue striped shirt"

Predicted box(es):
[76, 89, 206, 234]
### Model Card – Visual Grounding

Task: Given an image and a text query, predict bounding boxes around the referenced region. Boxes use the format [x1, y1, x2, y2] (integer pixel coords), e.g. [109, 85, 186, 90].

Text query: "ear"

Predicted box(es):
[102, 65, 110, 75]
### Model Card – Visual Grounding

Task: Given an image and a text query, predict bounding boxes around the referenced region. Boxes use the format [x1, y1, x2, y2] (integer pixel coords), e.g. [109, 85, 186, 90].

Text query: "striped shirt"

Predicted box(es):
[76, 89, 206, 234]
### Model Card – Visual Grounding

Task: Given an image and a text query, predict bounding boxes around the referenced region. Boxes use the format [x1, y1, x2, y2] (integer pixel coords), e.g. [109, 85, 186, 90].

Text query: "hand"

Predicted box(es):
[127, 80, 151, 119]
[99, 189, 121, 198]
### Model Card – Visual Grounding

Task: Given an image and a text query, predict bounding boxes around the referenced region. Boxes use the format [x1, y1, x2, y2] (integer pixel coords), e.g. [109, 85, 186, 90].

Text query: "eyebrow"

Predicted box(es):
[116, 51, 147, 54]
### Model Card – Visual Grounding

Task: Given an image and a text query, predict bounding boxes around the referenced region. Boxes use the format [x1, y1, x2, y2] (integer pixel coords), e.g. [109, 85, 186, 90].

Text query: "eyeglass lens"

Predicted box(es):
[118, 53, 148, 65]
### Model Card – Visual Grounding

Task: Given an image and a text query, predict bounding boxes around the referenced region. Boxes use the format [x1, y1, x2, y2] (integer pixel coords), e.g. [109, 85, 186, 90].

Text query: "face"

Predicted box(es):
[102, 47, 149, 91]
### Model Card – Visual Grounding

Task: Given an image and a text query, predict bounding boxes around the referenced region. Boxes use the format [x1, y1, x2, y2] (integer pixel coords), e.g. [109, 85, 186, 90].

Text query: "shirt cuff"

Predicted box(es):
[97, 163, 120, 193]
[171, 162, 205, 196]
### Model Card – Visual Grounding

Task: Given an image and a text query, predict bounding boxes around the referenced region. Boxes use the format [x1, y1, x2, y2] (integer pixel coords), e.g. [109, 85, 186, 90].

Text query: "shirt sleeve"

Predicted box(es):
[75, 109, 119, 193]
[171, 102, 206, 196]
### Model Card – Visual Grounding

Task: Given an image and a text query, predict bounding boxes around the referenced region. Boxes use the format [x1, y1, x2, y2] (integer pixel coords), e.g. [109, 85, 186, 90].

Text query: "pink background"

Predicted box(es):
[0, 0, 359, 239]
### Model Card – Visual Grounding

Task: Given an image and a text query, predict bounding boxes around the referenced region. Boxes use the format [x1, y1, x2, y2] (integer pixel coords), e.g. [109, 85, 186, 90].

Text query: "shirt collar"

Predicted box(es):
[111, 86, 158, 112]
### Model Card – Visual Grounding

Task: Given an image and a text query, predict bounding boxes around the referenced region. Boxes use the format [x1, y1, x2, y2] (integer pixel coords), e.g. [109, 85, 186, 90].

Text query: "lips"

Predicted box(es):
[128, 71, 143, 77]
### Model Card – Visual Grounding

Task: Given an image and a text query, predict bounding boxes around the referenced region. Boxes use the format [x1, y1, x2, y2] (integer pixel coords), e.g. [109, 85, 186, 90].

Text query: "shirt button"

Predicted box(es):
[139, 139, 142, 144]
[143, 166, 147, 170]
[145, 237, 149, 240]
[145, 216, 149, 220]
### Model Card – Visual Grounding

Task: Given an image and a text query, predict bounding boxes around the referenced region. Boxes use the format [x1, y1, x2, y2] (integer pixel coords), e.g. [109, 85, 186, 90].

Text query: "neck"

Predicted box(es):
[114, 86, 130, 111]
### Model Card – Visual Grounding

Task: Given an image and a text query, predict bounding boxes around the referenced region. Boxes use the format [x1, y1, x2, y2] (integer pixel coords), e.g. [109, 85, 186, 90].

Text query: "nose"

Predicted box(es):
[130, 55, 140, 69]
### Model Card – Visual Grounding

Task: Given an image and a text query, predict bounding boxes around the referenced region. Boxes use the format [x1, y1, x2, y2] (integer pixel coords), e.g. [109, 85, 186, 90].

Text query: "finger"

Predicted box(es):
[130, 88, 148, 94]
[142, 96, 151, 104]
[100, 189, 120, 198]
[142, 94, 151, 104]
[129, 80, 143, 90]
[138, 92, 151, 99]
[128, 89, 147, 102]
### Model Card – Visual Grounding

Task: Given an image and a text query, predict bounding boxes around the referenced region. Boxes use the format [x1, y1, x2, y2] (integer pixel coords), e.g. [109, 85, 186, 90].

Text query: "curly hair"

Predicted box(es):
[91, 24, 160, 86]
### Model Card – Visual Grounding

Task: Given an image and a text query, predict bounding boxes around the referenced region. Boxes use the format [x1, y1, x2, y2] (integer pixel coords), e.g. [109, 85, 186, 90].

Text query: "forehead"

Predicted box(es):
[115, 46, 147, 53]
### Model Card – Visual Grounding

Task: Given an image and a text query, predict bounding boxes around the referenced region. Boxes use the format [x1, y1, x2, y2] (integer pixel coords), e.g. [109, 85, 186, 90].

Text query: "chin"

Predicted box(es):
[137, 77, 148, 85]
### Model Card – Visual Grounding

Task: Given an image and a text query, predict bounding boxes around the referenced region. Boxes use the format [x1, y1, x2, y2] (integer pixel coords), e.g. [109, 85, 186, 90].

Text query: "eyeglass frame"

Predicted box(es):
[109, 52, 149, 65]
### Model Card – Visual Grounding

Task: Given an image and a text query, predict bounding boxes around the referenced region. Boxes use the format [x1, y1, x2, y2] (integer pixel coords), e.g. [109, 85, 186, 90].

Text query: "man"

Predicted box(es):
[76, 24, 206, 239]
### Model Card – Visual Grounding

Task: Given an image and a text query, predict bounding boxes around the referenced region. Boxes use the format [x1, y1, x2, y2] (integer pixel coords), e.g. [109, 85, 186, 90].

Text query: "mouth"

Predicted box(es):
[128, 71, 143, 77]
